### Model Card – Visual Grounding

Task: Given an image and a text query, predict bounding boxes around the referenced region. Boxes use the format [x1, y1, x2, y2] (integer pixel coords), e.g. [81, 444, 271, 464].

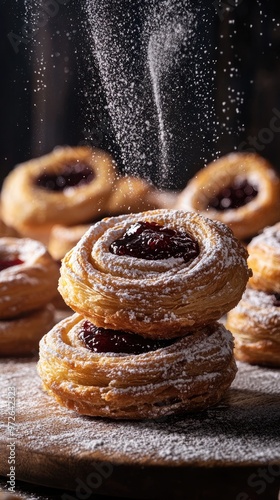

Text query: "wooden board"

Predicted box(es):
[0, 357, 279, 499]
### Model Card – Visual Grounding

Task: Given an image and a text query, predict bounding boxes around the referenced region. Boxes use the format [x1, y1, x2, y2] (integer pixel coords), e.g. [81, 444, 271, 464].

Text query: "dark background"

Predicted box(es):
[1, 0, 280, 190]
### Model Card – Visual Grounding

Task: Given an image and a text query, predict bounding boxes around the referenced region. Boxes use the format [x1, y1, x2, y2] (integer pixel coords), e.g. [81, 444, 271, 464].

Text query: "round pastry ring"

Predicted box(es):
[175, 152, 280, 240]
[0, 237, 59, 319]
[1, 146, 117, 232]
[38, 313, 237, 420]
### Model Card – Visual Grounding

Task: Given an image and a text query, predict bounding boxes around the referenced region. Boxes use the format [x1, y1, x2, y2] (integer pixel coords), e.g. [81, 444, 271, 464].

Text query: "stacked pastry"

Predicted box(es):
[175, 152, 280, 241]
[227, 223, 280, 367]
[38, 209, 251, 420]
[0, 237, 59, 356]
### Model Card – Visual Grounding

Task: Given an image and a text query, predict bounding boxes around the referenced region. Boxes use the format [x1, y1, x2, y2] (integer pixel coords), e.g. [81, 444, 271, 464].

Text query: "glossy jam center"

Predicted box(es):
[208, 178, 258, 211]
[79, 321, 176, 355]
[35, 162, 94, 191]
[109, 221, 199, 261]
[0, 258, 24, 271]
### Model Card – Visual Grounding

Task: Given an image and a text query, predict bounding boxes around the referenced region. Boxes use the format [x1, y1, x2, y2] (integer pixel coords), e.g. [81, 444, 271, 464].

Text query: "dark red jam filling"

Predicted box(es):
[109, 221, 199, 262]
[79, 321, 176, 355]
[0, 258, 24, 271]
[35, 162, 94, 191]
[208, 178, 258, 211]
[273, 293, 280, 307]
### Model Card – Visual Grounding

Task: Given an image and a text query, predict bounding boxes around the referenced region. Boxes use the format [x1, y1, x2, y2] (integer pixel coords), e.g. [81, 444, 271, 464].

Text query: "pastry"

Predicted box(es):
[175, 152, 280, 240]
[0, 218, 18, 238]
[0, 203, 18, 238]
[226, 288, 280, 367]
[0, 237, 59, 319]
[48, 223, 91, 262]
[0, 304, 55, 357]
[247, 222, 280, 293]
[58, 209, 251, 338]
[106, 175, 160, 215]
[1, 146, 117, 244]
[38, 314, 237, 419]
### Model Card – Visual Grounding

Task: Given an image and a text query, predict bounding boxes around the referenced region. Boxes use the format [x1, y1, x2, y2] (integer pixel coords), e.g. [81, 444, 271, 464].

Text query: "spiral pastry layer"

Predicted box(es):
[58, 209, 251, 339]
[38, 314, 237, 420]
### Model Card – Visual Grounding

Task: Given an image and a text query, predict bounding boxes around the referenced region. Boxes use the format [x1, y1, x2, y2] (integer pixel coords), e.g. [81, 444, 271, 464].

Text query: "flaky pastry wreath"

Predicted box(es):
[1, 146, 116, 243]
[0, 304, 55, 357]
[175, 152, 280, 240]
[247, 222, 280, 293]
[38, 314, 237, 419]
[0, 237, 59, 319]
[226, 288, 280, 367]
[58, 209, 251, 339]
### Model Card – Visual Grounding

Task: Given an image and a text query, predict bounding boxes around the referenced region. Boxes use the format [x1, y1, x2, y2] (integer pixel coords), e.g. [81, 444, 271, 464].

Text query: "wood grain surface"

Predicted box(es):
[0, 357, 279, 499]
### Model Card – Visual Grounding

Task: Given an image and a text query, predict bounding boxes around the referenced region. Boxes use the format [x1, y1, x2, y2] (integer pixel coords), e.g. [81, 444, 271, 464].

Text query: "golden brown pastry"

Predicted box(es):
[1, 146, 116, 244]
[48, 223, 91, 262]
[58, 209, 251, 339]
[106, 176, 159, 215]
[38, 314, 237, 420]
[0, 237, 59, 319]
[0, 218, 18, 238]
[175, 152, 280, 240]
[226, 288, 280, 367]
[247, 222, 280, 293]
[0, 304, 55, 357]
[0, 202, 18, 237]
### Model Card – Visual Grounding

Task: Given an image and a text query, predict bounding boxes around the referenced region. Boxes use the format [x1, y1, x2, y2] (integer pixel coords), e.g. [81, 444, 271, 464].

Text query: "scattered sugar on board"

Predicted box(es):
[0, 359, 279, 466]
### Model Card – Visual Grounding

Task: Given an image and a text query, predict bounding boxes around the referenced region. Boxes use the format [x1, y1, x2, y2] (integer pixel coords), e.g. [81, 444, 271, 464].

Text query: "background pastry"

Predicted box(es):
[0, 237, 59, 318]
[0, 304, 55, 357]
[1, 145, 117, 244]
[0, 237, 59, 356]
[48, 223, 91, 262]
[226, 223, 280, 367]
[226, 288, 280, 367]
[175, 152, 280, 240]
[106, 175, 161, 215]
[247, 222, 280, 293]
